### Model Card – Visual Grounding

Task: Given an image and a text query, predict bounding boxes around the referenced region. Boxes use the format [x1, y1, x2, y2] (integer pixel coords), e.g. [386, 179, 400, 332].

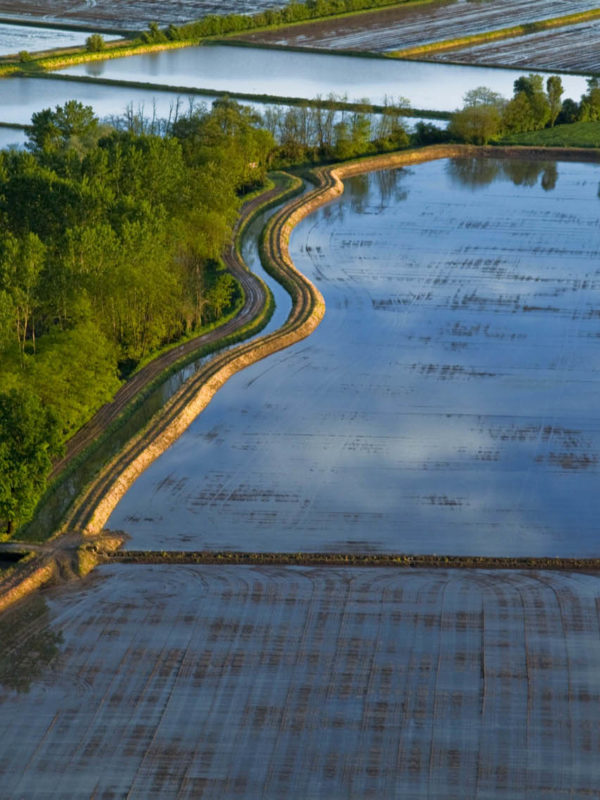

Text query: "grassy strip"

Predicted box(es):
[388, 8, 600, 59]
[33, 39, 189, 70]
[107, 549, 600, 571]
[498, 121, 600, 148]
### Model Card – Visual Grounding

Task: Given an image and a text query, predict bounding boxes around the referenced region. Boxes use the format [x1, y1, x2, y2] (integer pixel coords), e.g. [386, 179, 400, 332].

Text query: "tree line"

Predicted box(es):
[139, 0, 416, 43]
[449, 75, 600, 145]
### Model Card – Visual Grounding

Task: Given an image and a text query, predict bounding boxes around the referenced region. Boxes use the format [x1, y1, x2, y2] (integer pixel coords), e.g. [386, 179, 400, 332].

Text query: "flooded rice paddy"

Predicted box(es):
[0, 74, 423, 143]
[0, 0, 285, 30]
[0, 75, 222, 126]
[109, 157, 600, 557]
[2, 565, 600, 798]
[433, 19, 600, 73]
[241, 0, 599, 54]
[0, 22, 120, 55]
[58, 44, 588, 111]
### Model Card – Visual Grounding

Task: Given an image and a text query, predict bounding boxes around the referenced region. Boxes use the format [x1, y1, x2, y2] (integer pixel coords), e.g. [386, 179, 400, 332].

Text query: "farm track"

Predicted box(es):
[109, 549, 600, 571]
[49, 184, 282, 481]
[57, 170, 327, 537]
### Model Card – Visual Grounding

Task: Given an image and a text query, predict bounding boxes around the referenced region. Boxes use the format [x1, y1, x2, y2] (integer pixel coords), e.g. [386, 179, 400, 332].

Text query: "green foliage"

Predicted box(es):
[449, 74, 578, 144]
[257, 94, 411, 165]
[449, 104, 502, 145]
[411, 121, 449, 146]
[140, 21, 168, 44]
[29, 322, 120, 437]
[18, 50, 31, 63]
[85, 33, 106, 52]
[27, 100, 105, 159]
[499, 120, 600, 148]
[546, 76, 563, 127]
[0, 98, 280, 532]
[0, 388, 63, 533]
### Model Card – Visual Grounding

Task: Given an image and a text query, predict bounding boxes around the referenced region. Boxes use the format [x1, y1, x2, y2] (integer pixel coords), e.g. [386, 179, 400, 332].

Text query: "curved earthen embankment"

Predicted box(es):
[66, 142, 600, 538]
[33, 144, 600, 535]
[59, 172, 329, 537]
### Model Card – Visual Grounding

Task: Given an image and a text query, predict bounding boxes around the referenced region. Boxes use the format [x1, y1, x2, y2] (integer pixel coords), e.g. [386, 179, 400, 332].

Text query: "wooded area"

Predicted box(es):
[0, 98, 274, 533]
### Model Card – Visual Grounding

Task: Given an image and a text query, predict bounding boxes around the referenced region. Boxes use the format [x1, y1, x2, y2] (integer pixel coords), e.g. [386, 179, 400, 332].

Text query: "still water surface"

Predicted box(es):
[0, 22, 120, 56]
[1, 565, 599, 798]
[0, 75, 220, 125]
[60, 43, 589, 110]
[108, 157, 600, 557]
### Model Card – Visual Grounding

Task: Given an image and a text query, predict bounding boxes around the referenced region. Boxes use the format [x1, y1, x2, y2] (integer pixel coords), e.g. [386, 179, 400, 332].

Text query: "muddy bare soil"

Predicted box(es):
[1, 565, 599, 798]
[433, 18, 600, 73]
[240, 0, 599, 53]
[0, 0, 284, 31]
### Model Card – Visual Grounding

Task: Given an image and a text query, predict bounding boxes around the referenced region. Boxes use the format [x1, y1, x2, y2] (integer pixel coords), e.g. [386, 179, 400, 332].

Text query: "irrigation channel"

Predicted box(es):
[2, 147, 600, 798]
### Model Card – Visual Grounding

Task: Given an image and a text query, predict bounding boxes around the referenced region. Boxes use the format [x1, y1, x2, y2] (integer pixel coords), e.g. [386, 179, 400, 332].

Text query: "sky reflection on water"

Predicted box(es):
[60, 44, 589, 111]
[108, 157, 600, 557]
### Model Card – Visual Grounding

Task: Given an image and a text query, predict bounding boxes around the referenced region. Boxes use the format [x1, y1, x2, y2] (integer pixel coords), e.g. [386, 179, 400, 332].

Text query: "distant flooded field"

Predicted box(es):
[1, 565, 599, 798]
[108, 156, 600, 557]
[0, 75, 221, 126]
[433, 19, 600, 73]
[58, 44, 588, 111]
[240, 0, 599, 54]
[0, 22, 120, 55]
[0, 0, 284, 30]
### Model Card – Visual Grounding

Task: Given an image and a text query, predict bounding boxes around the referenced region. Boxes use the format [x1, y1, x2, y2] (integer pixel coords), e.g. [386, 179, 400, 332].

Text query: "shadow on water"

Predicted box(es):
[0, 595, 62, 694]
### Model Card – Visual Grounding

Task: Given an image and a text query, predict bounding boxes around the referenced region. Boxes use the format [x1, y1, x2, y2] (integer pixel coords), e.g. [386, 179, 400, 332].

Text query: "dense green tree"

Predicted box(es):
[0, 388, 62, 534]
[579, 78, 600, 122]
[546, 76, 564, 127]
[502, 92, 536, 134]
[506, 75, 550, 131]
[86, 33, 105, 52]
[0, 232, 45, 360]
[556, 97, 580, 125]
[450, 104, 502, 145]
[30, 322, 120, 436]
[27, 100, 106, 159]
